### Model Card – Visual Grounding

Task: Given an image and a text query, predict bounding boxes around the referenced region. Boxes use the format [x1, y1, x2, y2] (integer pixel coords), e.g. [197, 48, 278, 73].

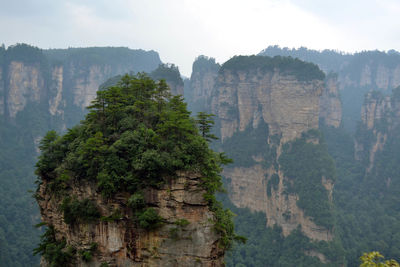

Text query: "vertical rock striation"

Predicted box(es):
[37, 172, 224, 267]
[6, 61, 45, 118]
[355, 88, 400, 171]
[319, 73, 342, 128]
[212, 56, 334, 243]
[188, 56, 220, 113]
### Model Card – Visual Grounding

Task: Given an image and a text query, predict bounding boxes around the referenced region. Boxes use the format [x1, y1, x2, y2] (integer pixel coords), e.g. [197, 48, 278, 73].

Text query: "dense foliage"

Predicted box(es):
[35, 74, 241, 248]
[33, 226, 75, 267]
[360, 251, 400, 267]
[0, 44, 161, 266]
[220, 55, 325, 81]
[220, 196, 345, 267]
[259, 45, 351, 73]
[279, 130, 336, 229]
[44, 47, 161, 74]
[60, 197, 100, 225]
[221, 121, 276, 167]
[321, 123, 400, 266]
[150, 63, 183, 86]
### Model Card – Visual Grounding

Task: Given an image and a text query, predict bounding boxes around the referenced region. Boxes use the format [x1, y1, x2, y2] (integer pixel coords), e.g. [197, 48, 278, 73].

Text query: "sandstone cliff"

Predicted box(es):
[187, 56, 220, 113]
[319, 73, 342, 128]
[355, 88, 400, 170]
[37, 172, 224, 267]
[0, 45, 161, 128]
[212, 68, 323, 143]
[6, 61, 46, 118]
[212, 56, 334, 243]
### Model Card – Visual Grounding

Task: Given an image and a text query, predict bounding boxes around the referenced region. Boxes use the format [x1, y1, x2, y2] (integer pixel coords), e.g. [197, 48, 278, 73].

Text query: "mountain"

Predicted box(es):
[185, 55, 345, 265]
[34, 74, 233, 266]
[259, 46, 400, 131]
[0, 44, 162, 266]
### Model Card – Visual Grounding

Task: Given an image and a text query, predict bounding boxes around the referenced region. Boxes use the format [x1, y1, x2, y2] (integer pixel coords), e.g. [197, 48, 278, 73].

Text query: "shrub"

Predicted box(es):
[60, 197, 100, 225]
[137, 208, 164, 230]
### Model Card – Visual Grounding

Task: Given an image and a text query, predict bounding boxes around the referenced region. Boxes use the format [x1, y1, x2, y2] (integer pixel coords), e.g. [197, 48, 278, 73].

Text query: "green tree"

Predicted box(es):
[196, 112, 217, 142]
[35, 73, 242, 249]
[360, 251, 400, 267]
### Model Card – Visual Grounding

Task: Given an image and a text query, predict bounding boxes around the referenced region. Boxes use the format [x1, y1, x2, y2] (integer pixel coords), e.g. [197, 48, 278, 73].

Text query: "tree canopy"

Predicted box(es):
[35, 73, 242, 249]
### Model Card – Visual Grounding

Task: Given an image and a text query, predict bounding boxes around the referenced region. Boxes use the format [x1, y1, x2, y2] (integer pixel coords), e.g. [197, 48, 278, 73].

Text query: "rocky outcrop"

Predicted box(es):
[188, 56, 220, 113]
[165, 80, 184, 96]
[49, 65, 64, 116]
[319, 74, 342, 127]
[355, 89, 400, 170]
[212, 57, 334, 243]
[212, 68, 323, 143]
[0, 44, 162, 128]
[341, 63, 400, 91]
[224, 164, 333, 242]
[37, 171, 224, 267]
[6, 61, 45, 118]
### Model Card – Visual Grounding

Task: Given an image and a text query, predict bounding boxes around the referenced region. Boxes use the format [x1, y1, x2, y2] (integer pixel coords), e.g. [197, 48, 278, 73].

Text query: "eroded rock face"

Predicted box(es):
[355, 90, 400, 170]
[319, 74, 342, 128]
[6, 61, 45, 118]
[49, 65, 64, 116]
[212, 69, 323, 143]
[213, 67, 333, 242]
[340, 63, 400, 91]
[166, 80, 184, 96]
[37, 172, 224, 267]
[224, 165, 333, 242]
[189, 59, 220, 113]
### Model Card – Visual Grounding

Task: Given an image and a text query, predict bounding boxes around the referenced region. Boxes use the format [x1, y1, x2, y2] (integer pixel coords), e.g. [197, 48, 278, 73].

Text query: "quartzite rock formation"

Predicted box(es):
[37, 171, 225, 267]
[211, 58, 335, 244]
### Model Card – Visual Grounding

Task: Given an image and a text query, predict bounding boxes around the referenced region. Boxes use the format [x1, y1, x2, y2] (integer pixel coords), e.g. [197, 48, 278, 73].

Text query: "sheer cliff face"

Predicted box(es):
[213, 66, 334, 242]
[319, 74, 342, 128]
[0, 46, 161, 129]
[189, 58, 220, 112]
[37, 172, 224, 267]
[355, 90, 400, 170]
[341, 63, 400, 91]
[212, 69, 323, 143]
[165, 80, 184, 96]
[6, 61, 45, 118]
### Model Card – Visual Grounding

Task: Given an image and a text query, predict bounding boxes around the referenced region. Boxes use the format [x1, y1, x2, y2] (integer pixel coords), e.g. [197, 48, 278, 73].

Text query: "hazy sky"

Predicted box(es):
[1, 0, 399, 76]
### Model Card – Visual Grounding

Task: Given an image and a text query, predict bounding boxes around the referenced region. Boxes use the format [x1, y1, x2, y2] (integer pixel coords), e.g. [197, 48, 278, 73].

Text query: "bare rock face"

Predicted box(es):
[37, 171, 224, 267]
[340, 63, 400, 91]
[355, 89, 400, 170]
[212, 69, 323, 143]
[166, 80, 184, 96]
[49, 65, 64, 116]
[212, 63, 334, 243]
[224, 164, 333, 242]
[189, 56, 220, 112]
[6, 61, 45, 118]
[319, 74, 342, 128]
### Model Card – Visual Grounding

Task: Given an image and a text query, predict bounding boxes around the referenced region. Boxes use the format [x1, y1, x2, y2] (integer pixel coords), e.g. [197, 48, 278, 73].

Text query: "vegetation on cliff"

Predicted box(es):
[34, 73, 242, 264]
[221, 196, 345, 267]
[279, 130, 336, 229]
[150, 63, 183, 87]
[192, 55, 220, 75]
[220, 55, 325, 81]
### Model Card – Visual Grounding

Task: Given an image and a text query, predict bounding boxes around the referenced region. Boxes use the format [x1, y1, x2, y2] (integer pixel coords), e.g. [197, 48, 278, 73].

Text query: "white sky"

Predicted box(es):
[1, 0, 399, 76]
